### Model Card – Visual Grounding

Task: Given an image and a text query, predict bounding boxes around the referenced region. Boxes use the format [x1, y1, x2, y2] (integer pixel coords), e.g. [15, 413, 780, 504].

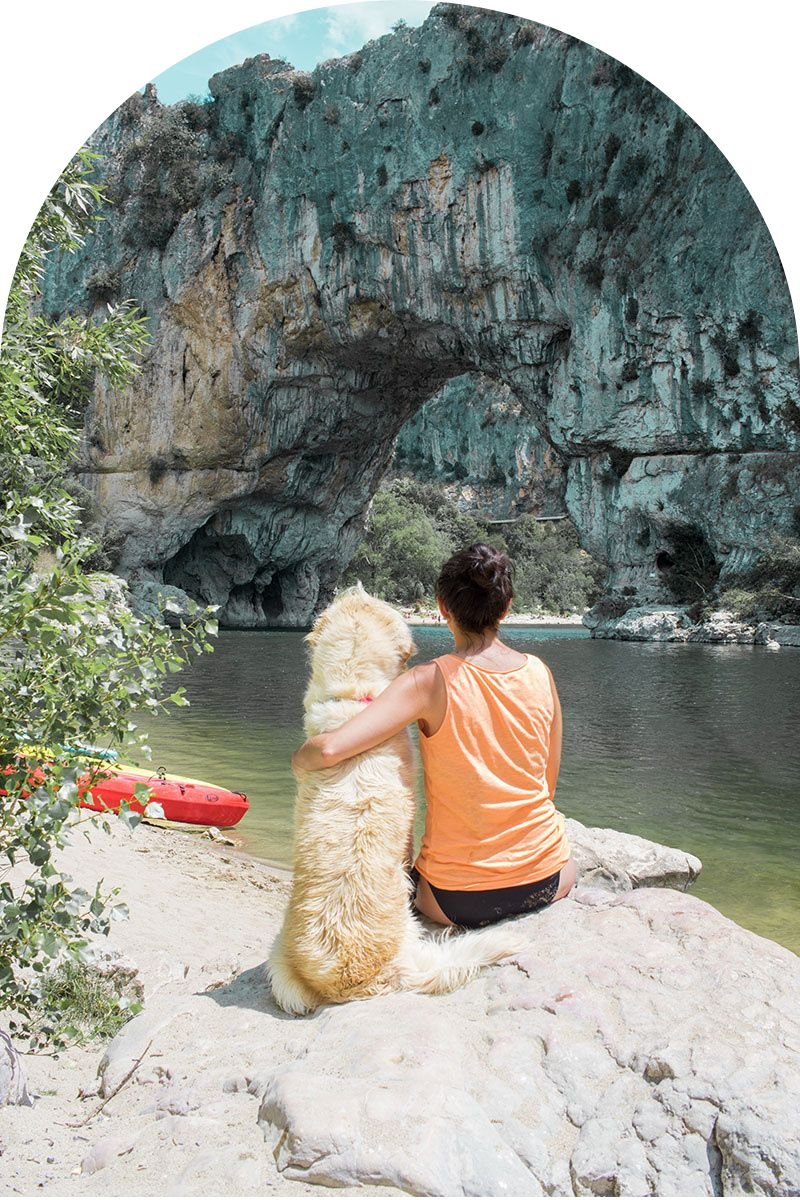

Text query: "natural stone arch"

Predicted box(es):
[392, 372, 567, 520]
[38, 5, 799, 625]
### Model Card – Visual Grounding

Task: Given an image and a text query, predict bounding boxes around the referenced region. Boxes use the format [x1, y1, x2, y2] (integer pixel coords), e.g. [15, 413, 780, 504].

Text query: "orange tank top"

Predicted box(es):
[414, 652, 569, 890]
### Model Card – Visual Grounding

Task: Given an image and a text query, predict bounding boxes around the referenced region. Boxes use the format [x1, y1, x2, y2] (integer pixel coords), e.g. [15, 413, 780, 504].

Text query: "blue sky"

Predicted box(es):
[151, 2, 435, 104]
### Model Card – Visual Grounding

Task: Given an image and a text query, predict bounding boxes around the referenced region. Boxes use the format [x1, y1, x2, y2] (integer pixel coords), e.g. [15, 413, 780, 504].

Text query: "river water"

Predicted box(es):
[136, 627, 800, 955]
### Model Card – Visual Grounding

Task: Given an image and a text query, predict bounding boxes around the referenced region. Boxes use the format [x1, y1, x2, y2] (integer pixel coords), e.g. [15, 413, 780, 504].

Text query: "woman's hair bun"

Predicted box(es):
[466, 544, 506, 590]
[436, 543, 515, 634]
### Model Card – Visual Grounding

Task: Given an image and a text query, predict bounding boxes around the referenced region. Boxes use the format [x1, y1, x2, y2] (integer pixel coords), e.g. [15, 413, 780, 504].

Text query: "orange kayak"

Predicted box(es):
[79, 764, 249, 828]
[3, 758, 249, 828]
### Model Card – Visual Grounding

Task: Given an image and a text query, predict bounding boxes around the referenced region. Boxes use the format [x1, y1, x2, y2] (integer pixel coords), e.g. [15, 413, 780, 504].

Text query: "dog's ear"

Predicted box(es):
[305, 611, 329, 647]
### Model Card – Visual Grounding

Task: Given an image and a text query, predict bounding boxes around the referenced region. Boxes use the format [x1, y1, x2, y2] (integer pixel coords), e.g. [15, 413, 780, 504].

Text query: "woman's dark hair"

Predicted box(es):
[436, 543, 514, 634]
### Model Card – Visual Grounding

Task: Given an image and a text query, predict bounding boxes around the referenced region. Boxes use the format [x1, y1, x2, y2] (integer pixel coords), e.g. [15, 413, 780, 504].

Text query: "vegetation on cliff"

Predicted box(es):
[719, 531, 800, 623]
[0, 153, 215, 1044]
[342, 477, 605, 613]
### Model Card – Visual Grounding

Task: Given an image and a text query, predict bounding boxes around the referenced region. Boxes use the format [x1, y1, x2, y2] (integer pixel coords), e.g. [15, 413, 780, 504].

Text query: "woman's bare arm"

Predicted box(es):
[544, 665, 563, 802]
[291, 662, 438, 771]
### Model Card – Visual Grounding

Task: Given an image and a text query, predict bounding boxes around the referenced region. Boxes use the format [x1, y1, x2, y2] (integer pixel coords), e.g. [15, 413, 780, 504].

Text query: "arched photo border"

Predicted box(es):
[1, 1, 799, 334]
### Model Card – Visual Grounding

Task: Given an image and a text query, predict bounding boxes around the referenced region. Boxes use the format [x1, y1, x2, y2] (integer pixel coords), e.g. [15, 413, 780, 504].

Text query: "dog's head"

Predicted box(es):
[305, 583, 417, 701]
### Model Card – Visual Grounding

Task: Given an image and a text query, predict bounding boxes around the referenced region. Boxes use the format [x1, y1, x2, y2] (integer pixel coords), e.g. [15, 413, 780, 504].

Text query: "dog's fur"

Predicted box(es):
[266, 584, 527, 1016]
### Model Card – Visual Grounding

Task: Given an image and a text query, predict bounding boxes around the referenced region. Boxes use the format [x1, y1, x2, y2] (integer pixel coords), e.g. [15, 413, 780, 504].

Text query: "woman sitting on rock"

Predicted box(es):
[292, 543, 576, 927]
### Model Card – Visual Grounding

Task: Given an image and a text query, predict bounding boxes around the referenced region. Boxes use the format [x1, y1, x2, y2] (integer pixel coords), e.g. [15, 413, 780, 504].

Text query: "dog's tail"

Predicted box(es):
[392, 918, 527, 995]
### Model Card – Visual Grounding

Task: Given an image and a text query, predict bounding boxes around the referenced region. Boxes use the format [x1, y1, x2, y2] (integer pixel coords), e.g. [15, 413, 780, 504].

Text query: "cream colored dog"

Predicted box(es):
[266, 584, 526, 1016]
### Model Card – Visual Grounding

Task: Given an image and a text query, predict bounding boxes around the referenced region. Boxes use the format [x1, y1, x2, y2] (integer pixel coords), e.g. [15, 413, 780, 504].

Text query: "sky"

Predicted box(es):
[151, 1, 435, 104]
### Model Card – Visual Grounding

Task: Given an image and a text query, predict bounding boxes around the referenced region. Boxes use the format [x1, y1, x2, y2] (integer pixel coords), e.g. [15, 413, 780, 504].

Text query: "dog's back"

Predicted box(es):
[266, 587, 525, 1016]
[277, 707, 416, 1008]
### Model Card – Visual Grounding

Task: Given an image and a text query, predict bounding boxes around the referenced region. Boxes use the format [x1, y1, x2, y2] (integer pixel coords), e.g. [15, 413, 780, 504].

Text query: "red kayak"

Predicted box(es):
[3, 758, 249, 828]
[79, 764, 249, 828]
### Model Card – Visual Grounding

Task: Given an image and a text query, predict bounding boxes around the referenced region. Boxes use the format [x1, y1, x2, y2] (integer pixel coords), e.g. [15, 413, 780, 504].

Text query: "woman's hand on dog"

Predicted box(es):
[291, 664, 439, 771]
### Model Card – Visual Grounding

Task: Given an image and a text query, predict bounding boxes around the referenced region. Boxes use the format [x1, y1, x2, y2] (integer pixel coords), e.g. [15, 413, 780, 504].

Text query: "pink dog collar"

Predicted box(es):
[360, 695, 374, 703]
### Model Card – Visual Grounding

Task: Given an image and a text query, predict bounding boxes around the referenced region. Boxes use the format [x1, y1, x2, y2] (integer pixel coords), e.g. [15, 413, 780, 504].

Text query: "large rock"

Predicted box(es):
[34, 6, 798, 626]
[126, 578, 201, 627]
[771, 624, 800, 647]
[585, 603, 693, 642]
[584, 603, 800, 645]
[255, 889, 800, 1196]
[566, 818, 701, 891]
[2, 818, 797, 1196]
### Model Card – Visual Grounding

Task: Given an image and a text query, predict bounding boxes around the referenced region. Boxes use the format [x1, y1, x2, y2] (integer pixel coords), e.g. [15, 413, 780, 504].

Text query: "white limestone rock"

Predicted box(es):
[259, 1069, 541, 1195]
[81, 1133, 139, 1175]
[127, 579, 199, 628]
[686, 609, 755, 643]
[587, 605, 693, 642]
[97, 1001, 201, 1098]
[255, 890, 800, 1197]
[566, 818, 702, 892]
[0, 1030, 32, 1107]
[772, 624, 800, 647]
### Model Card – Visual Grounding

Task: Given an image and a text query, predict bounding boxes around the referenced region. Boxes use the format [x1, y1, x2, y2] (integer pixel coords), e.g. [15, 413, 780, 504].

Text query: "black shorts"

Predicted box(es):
[411, 867, 561, 929]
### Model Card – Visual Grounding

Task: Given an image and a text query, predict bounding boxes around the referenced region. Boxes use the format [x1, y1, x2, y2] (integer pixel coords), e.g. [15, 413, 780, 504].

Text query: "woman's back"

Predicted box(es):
[415, 651, 569, 890]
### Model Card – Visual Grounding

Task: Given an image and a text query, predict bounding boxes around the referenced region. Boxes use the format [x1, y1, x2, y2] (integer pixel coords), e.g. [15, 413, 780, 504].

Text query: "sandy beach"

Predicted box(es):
[1, 818, 314, 1197]
[403, 609, 586, 626]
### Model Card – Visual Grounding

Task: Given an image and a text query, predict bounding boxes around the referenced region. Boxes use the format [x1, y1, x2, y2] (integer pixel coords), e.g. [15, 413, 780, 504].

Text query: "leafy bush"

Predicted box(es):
[342, 482, 451, 603]
[716, 587, 758, 620]
[119, 108, 205, 250]
[292, 74, 315, 111]
[730, 534, 800, 621]
[37, 959, 140, 1045]
[500, 515, 605, 614]
[0, 150, 215, 1043]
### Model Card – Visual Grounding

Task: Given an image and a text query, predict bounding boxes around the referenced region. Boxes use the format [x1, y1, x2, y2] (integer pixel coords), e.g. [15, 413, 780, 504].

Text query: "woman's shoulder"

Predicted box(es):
[407, 659, 446, 691]
[522, 654, 558, 702]
[522, 651, 554, 678]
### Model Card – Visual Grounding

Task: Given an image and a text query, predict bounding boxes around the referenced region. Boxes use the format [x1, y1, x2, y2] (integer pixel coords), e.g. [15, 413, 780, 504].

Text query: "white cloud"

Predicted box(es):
[265, 12, 299, 42]
[321, 1, 433, 58]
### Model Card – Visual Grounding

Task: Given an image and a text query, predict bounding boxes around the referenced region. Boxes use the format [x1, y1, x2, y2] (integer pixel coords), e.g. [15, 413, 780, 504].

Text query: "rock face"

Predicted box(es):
[565, 817, 702, 891]
[393, 373, 566, 517]
[0, 1030, 32, 1107]
[37, 5, 800, 626]
[255, 887, 800, 1196]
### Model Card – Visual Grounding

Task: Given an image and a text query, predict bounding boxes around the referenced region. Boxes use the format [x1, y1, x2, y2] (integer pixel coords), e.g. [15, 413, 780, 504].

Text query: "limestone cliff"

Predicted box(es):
[391, 373, 566, 518]
[36, 4, 800, 625]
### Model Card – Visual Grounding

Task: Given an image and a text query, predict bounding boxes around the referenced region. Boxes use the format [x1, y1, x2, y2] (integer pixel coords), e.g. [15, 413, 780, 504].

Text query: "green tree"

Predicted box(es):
[342, 479, 605, 613]
[504, 516, 604, 614]
[0, 150, 215, 1045]
[344, 483, 450, 603]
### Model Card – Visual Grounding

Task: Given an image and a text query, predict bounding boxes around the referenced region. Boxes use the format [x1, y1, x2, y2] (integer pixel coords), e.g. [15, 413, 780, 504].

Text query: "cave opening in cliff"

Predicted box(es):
[223, 576, 284, 627]
[656, 521, 720, 604]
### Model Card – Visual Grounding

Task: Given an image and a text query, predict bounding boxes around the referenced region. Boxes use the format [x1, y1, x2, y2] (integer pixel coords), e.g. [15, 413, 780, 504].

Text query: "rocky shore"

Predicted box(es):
[584, 603, 800, 648]
[2, 815, 799, 1196]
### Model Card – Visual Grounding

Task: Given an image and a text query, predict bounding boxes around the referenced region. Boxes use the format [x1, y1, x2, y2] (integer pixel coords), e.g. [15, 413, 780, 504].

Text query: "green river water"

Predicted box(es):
[135, 627, 800, 956]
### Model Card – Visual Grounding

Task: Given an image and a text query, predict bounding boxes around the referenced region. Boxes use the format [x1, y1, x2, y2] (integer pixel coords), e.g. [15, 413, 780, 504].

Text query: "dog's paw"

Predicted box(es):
[265, 961, 319, 1017]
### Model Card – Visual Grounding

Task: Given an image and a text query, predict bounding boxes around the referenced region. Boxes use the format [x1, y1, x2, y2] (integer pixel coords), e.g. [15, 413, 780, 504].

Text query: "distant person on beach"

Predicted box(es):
[291, 543, 576, 928]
